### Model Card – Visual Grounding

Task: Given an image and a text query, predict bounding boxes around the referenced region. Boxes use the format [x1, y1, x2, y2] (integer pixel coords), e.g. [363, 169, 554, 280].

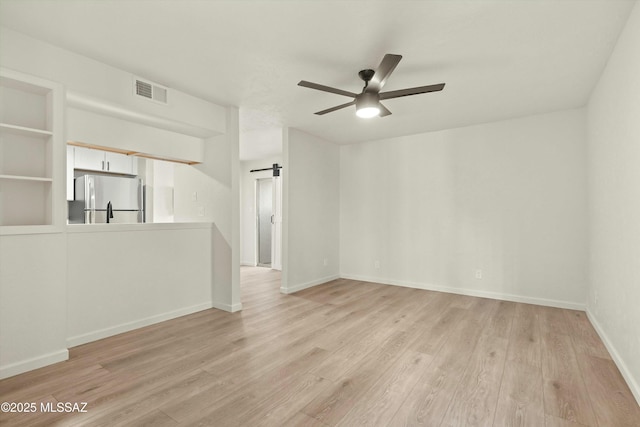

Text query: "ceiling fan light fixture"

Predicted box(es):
[355, 92, 380, 118]
[356, 106, 380, 118]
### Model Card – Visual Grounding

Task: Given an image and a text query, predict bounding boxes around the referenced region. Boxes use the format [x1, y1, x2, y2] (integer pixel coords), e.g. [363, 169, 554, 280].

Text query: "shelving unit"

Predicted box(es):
[0, 68, 63, 234]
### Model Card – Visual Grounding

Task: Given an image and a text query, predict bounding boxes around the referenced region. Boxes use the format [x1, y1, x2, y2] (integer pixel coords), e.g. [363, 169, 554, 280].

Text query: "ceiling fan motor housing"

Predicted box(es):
[358, 69, 375, 83]
[356, 91, 380, 110]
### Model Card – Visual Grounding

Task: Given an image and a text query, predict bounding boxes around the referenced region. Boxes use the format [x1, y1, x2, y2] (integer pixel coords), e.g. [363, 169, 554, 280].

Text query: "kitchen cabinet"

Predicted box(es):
[74, 146, 137, 175]
[0, 68, 64, 232]
[106, 151, 136, 175]
[73, 145, 104, 172]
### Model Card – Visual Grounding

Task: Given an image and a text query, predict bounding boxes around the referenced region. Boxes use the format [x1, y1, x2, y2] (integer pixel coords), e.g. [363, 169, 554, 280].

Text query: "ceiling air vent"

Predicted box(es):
[134, 77, 168, 104]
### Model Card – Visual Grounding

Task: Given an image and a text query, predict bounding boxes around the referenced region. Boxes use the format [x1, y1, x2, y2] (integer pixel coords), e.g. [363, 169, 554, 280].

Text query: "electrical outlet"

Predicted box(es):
[323, 258, 328, 267]
[198, 206, 205, 216]
[374, 260, 380, 269]
[192, 191, 198, 201]
[475, 269, 482, 279]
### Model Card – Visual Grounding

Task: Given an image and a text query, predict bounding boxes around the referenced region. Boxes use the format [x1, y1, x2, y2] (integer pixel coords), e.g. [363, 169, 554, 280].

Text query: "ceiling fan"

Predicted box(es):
[298, 54, 445, 118]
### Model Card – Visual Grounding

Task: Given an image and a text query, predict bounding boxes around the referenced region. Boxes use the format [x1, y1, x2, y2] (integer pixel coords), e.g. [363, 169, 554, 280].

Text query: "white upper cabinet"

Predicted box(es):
[74, 146, 136, 175]
[106, 151, 136, 175]
[73, 146, 104, 172]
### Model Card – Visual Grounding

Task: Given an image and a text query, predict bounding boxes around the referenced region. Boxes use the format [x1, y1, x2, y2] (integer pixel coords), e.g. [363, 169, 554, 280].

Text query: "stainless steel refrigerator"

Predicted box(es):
[70, 174, 144, 224]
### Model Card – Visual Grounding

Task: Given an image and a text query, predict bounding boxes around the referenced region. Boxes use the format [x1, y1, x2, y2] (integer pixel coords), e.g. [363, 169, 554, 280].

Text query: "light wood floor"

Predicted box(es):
[1, 267, 639, 426]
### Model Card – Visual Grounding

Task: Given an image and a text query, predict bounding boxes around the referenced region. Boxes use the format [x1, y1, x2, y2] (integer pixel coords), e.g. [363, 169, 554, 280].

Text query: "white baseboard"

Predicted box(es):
[339, 274, 585, 311]
[66, 302, 213, 348]
[211, 301, 243, 313]
[281, 274, 340, 295]
[586, 308, 640, 406]
[11, 301, 239, 378]
[0, 349, 69, 380]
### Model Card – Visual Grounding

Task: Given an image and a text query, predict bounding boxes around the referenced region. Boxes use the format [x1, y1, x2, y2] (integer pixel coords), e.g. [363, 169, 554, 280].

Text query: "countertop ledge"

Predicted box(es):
[66, 222, 214, 233]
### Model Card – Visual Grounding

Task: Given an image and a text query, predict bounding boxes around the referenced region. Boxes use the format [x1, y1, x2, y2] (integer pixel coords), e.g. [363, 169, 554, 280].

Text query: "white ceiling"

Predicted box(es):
[0, 0, 635, 158]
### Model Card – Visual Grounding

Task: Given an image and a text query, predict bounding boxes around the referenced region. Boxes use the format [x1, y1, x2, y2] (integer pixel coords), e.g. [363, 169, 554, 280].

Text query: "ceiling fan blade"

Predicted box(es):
[379, 83, 445, 100]
[298, 80, 357, 98]
[379, 103, 392, 117]
[365, 54, 402, 93]
[315, 100, 356, 115]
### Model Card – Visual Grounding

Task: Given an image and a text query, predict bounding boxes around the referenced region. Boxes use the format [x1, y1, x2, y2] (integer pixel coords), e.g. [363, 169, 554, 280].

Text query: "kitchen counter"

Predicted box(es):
[66, 222, 213, 233]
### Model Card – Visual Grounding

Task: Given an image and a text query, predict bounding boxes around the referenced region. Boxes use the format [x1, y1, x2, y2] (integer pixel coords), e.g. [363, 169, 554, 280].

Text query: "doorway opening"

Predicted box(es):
[256, 178, 273, 268]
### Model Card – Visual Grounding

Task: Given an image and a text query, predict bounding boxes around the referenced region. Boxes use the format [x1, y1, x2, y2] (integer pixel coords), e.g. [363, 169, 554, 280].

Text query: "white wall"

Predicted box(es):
[148, 159, 175, 223]
[0, 233, 68, 378]
[177, 107, 241, 312]
[0, 27, 226, 137]
[67, 108, 204, 164]
[340, 109, 588, 308]
[586, 1, 640, 403]
[66, 224, 214, 346]
[172, 160, 239, 311]
[282, 128, 340, 293]
[240, 155, 283, 266]
[173, 163, 227, 224]
[239, 128, 284, 161]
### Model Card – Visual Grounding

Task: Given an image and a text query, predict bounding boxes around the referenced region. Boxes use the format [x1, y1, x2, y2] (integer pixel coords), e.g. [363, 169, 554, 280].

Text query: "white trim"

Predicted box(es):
[280, 274, 340, 295]
[66, 302, 213, 347]
[0, 349, 69, 380]
[211, 301, 243, 313]
[339, 274, 585, 311]
[586, 309, 640, 406]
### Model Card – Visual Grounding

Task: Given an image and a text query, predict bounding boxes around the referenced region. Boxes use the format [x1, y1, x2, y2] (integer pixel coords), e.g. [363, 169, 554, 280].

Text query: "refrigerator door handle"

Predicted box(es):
[138, 180, 145, 223]
[86, 175, 96, 224]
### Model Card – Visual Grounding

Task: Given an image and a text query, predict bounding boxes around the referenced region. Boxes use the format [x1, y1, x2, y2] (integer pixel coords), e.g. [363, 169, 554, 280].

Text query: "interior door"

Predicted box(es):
[271, 175, 282, 271]
[256, 178, 273, 267]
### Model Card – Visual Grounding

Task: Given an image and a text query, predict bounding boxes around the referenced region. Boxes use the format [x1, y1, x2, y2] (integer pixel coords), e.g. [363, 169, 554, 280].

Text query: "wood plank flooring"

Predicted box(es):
[1, 266, 639, 426]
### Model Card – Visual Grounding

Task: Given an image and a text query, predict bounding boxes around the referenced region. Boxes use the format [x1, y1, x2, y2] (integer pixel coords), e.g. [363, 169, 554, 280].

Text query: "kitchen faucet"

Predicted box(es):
[106, 201, 113, 223]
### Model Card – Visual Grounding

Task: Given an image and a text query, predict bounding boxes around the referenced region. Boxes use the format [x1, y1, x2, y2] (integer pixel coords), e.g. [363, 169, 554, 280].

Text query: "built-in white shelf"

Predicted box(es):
[0, 122, 53, 137]
[0, 67, 63, 232]
[0, 174, 54, 182]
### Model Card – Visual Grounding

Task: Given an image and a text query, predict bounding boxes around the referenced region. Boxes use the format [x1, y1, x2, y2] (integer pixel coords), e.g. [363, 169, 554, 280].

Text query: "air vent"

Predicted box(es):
[133, 77, 168, 104]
